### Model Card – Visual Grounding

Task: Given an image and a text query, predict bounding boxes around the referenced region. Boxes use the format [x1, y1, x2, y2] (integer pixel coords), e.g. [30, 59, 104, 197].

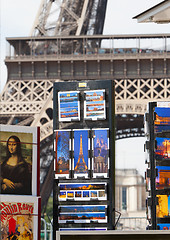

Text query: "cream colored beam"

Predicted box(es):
[76, 0, 89, 36]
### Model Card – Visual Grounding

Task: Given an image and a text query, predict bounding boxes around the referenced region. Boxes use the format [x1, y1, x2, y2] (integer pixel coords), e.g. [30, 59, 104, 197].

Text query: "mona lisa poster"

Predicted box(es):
[0, 124, 40, 196]
[0, 195, 41, 240]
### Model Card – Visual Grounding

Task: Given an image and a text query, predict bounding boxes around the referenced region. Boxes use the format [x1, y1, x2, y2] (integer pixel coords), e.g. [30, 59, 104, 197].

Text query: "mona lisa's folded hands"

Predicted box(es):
[3, 178, 15, 189]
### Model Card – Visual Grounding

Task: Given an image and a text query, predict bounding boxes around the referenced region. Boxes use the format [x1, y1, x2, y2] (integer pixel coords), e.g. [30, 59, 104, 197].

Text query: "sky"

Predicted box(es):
[1, 0, 170, 177]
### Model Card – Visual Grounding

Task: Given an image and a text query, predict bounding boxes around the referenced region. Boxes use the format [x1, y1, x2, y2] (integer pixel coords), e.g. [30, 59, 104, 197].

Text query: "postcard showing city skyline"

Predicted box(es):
[155, 137, 170, 162]
[84, 90, 106, 120]
[59, 205, 106, 213]
[154, 107, 170, 133]
[156, 195, 170, 218]
[55, 130, 71, 178]
[92, 128, 109, 177]
[59, 183, 106, 191]
[59, 190, 106, 201]
[58, 91, 80, 122]
[58, 182, 106, 201]
[73, 129, 89, 177]
[59, 212, 107, 223]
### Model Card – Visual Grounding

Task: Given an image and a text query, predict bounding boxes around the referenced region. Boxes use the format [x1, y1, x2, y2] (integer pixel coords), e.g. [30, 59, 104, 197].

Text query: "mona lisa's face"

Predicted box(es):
[8, 138, 17, 155]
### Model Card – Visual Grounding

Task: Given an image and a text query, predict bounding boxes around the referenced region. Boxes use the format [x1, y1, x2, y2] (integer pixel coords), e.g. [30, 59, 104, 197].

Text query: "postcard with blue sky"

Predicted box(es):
[73, 129, 89, 177]
[59, 205, 106, 213]
[84, 90, 106, 120]
[59, 212, 107, 223]
[92, 128, 109, 177]
[154, 107, 170, 133]
[58, 91, 80, 122]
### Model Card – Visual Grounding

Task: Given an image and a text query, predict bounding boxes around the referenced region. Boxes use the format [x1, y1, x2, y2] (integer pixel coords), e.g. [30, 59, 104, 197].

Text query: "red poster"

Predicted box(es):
[0, 195, 40, 240]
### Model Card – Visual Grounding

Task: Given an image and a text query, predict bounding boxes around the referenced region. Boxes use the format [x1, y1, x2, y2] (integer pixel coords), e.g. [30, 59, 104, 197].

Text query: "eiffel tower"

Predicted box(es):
[75, 134, 88, 172]
[0, 0, 108, 212]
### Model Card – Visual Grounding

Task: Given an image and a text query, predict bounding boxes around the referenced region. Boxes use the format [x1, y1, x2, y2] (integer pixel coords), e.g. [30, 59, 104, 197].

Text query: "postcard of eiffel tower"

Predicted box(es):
[73, 129, 89, 178]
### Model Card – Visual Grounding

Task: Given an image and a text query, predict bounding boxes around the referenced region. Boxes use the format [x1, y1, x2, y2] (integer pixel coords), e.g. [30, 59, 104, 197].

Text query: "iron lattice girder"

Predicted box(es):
[31, 0, 108, 36]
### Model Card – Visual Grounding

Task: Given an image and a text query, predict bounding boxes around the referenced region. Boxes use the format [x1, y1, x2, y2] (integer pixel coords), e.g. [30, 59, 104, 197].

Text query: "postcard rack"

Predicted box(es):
[53, 80, 115, 236]
[144, 101, 170, 230]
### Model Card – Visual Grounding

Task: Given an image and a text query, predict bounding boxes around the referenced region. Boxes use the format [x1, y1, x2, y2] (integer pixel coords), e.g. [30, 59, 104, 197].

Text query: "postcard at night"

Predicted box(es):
[156, 166, 170, 189]
[0, 124, 40, 196]
[73, 129, 90, 178]
[156, 195, 170, 218]
[54, 130, 71, 179]
[58, 205, 107, 223]
[155, 137, 170, 162]
[0, 195, 41, 240]
[58, 182, 107, 201]
[92, 128, 109, 177]
[58, 91, 80, 122]
[154, 105, 170, 133]
[84, 90, 106, 120]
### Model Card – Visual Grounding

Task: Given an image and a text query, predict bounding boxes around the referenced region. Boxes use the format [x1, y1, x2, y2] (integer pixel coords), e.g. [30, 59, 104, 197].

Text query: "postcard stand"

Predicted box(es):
[53, 80, 115, 239]
[144, 101, 170, 230]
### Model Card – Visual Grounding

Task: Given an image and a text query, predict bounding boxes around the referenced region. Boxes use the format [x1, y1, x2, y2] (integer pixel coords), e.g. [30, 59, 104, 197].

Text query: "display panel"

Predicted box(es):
[0, 195, 41, 240]
[156, 195, 170, 218]
[156, 166, 170, 189]
[73, 129, 90, 178]
[154, 107, 170, 133]
[0, 125, 39, 196]
[84, 90, 106, 120]
[92, 128, 109, 177]
[58, 205, 107, 223]
[58, 91, 80, 122]
[58, 182, 107, 201]
[54, 130, 71, 179]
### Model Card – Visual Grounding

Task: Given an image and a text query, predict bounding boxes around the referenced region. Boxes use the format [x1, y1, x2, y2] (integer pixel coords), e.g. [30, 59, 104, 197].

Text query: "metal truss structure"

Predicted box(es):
[30, 0, 108, 36]
[1, 77, 169, 139]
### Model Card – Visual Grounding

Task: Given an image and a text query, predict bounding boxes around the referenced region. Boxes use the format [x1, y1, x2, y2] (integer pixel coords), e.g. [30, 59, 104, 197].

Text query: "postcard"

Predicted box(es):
[58, 205, 107, 223]
[84, 90, 106, 120]
[156, 195, 170, 218]
[58, 182, 107, 201]
[0, 195, 41, 240]
[154, 107, 170, 133]
[157, 224, 170, 230]
[58, 91, 80, 122]
[0, 124, 40, 196]
[54, 130, 71, 179]
[155, 137, 170, 162]
[73, 129, 90, 178]
[59, 182, 106, 191]
[92, 128, 109, 177]
[59, 205, 106, 213]
[156, 166, 170, 189]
